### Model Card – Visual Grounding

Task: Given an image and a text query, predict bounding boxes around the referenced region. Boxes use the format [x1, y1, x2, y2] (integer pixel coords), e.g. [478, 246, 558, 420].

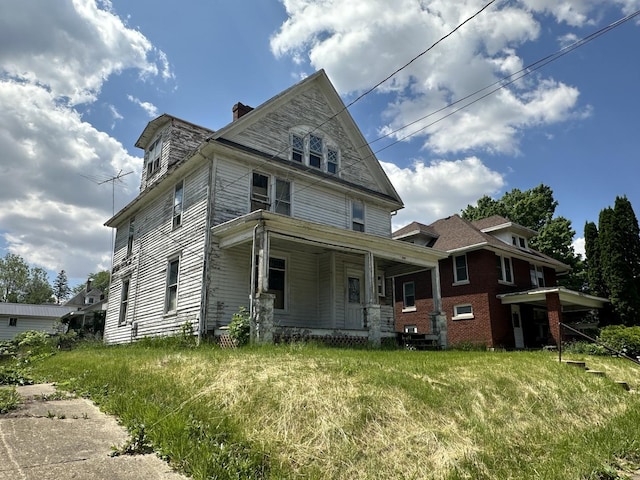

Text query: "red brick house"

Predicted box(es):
[392, 214, 607, 349]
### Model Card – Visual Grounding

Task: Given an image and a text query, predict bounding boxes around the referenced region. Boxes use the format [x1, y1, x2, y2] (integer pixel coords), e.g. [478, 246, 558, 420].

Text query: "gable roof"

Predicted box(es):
[392, 221, 439, 241]
[0, 303, 75, 318]
[209, 70, 403, 207]
[394, 214, 569, 273]
[134, 114, 214, 150]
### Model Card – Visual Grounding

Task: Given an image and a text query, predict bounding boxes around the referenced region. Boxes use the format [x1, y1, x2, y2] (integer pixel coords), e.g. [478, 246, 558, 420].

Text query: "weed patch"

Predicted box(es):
[0, 386, 21, 414]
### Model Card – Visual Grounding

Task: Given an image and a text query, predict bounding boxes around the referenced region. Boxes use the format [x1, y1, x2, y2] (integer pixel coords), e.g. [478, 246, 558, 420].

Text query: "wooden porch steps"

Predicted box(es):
[401, 333, 439, 350]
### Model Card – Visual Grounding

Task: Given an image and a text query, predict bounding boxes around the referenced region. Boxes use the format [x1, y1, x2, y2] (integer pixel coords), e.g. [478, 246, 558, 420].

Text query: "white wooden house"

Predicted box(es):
[103, 70, 447, 346]
[0, 303, 75, 341]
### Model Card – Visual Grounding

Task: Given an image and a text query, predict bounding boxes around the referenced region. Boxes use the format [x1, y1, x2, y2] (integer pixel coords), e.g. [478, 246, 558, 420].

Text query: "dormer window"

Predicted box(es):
[289, 130, 339, 174]
[512, 235, 527, 249]
[146, 137, 162, 177]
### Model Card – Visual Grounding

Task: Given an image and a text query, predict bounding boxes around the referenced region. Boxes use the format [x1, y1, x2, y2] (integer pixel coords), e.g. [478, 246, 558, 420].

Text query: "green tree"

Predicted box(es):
[23, 267, 54, 304]
[0, 253, 30, 302]
[461, 184, 581, 289]
[53, 270, 71, 304]
[584, 221, 605, 297]
[587, 197, 640, 326]
[71, 270, 111, 295]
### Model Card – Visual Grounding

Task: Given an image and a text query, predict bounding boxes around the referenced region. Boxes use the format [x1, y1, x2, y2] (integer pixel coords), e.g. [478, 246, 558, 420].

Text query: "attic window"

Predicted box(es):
[146, 137, 162, 177]
[512, 235, 527, 249]
[289, 130, 339, 174]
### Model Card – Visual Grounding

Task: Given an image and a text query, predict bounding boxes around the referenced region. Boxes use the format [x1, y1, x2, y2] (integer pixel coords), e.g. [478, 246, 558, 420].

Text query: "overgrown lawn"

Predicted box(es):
[26, 342, 640, 479]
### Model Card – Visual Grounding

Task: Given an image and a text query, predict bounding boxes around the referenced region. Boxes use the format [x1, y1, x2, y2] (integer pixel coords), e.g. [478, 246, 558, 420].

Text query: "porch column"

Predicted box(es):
[251, 224, 271, 344]
[254, 292, 275, 344]
[364, 252, 381, 346]
[431, 264, 447, 349]
[546, 291, 563, 348]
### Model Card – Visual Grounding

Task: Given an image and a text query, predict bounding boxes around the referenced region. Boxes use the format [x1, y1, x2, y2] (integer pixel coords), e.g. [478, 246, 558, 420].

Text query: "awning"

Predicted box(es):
[497, 287, 608, 311]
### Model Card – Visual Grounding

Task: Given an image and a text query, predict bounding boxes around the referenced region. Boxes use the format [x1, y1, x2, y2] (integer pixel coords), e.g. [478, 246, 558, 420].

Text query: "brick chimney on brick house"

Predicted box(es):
[233, 102, 254, 120]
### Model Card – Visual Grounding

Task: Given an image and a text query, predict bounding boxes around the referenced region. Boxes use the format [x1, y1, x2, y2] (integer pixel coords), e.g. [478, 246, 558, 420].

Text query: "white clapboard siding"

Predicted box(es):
[317, 252, 334, 327]
[227, 84, 381, 196]
[0, 317, 58, 341]
[211, 157, 251, 225]
[104, 165, 209, 344]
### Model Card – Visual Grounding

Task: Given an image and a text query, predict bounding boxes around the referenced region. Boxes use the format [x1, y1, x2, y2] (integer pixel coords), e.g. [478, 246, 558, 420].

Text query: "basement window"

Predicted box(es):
[453, 304, 474, 320]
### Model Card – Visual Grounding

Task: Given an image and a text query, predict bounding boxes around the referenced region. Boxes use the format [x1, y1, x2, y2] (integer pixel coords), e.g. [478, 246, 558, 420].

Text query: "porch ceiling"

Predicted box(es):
[498, 287, 608, 311]
[211, 211, 447, 269]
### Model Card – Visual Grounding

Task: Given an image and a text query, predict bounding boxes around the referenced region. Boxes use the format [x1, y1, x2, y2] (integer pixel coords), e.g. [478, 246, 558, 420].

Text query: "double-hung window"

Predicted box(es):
[351, 199, 365, 232]
[530, 264, 545, 287]
[268, 257, 286, 310]
[497, 255, 513, 283]
[453, 254, 469, 284]
[146, 137, 162, 177]
[309, 135, 323, 169]
[119, 279, 130, 325]
[292, 134, 304, 163]
[251, 172, 291, 216]
[402, 281, 416, 311]
[165, 258, 180, 313]
[173, 181, 184, 229]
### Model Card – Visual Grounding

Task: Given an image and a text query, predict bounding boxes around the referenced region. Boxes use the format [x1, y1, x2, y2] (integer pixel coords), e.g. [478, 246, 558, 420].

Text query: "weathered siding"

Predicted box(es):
[104, 164, 210, 344]
[140, 120, 212, 192]
[226, 84, 381, 196]
[211, 157, 250, 225]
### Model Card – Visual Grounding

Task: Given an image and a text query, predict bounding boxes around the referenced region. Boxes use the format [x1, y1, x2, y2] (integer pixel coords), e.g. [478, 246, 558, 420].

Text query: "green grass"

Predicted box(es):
[0, 386, 21, 413]
[23, 342, 640, 480]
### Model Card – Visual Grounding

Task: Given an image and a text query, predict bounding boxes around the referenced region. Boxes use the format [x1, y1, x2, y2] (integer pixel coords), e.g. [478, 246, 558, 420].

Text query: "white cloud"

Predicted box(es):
[128, 95, 159, 118]
[0, 0, 166, 277]
[381, 156, 506, 230]
[271, 0, 623, 155]
[572, 237, 586, 259]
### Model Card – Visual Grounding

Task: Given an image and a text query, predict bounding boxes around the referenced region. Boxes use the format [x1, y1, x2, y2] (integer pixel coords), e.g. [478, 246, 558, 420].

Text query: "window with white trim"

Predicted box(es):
[404, 325, 418, 333]
[530, 264, 545, 287]
[351, 199, 365, 232]
[8, 317, 17, 327]
[496, 255, 513, 284]
[145, 137, 162, 177]
[251, 172, 292, 216]
[289, 131, 339, 174]
[453, 254, 469, 284]
[126, 216, 135, 257]
[119, 278, 130, 325]
[402, 281, 416, 311]
[512, 235, 527, 249]
[165, 258, 180, 313]
[453, 304, 474, 320]
[173, 181, 184, 229]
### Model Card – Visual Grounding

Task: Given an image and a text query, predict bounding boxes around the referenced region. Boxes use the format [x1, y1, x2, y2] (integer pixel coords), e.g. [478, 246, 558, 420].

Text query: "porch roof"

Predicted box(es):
[211, 211, 448, 269]
[497, 287, 608, 311]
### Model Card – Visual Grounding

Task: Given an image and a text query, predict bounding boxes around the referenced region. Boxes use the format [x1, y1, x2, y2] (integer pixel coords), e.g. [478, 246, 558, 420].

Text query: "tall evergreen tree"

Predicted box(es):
[584, 221, 605, 297]
[53, 270, 71, 304]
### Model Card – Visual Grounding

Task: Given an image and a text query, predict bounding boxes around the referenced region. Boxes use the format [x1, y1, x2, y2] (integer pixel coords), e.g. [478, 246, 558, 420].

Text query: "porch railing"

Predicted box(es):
[558, 322, 640, 367]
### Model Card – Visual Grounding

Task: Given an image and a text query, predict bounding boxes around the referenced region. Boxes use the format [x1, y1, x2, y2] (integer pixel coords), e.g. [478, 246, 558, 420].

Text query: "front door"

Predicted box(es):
[345, 270, 364, 329]
[511, 305, 524, 349]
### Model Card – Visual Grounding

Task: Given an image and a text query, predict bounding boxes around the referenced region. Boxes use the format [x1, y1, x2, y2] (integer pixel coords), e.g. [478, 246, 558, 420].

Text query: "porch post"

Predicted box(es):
[365, 252, 381, 346]
[546, 291, 563, 348]
[251, 224, 271, 344]
[431, 264, 447, 349]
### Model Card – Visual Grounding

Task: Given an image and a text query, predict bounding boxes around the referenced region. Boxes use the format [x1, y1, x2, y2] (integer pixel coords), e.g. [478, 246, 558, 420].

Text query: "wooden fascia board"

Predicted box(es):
[498, 287, 607, 309]
[212, 212, 446, 268]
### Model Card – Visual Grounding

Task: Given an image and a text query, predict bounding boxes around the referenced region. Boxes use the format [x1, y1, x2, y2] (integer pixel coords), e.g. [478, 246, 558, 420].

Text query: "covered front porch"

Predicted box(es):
[209, 211, 448, 346]
[497, 287, 608, 349]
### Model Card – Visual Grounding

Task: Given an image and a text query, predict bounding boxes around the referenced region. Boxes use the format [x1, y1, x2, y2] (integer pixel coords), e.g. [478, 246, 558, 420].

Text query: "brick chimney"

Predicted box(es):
[232, 102, 254, 121]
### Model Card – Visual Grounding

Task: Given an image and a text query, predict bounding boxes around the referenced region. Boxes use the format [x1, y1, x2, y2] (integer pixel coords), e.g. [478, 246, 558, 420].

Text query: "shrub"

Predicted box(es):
[599, 325, 640, 357]
[563, 341, 608, 356]
[228, 307, 250, 346]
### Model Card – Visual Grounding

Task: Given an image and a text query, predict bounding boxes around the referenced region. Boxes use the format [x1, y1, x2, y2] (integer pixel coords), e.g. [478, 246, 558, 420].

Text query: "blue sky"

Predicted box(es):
[1, 0, 639, 288]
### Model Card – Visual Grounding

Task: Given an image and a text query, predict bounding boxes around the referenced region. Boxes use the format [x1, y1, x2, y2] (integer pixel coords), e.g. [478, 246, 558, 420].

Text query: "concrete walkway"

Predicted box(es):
[0, 384, 187, 480]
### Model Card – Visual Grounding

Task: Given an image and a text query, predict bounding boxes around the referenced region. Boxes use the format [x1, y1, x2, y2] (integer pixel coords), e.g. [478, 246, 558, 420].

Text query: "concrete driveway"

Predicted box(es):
[0, 384, 187, 480]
